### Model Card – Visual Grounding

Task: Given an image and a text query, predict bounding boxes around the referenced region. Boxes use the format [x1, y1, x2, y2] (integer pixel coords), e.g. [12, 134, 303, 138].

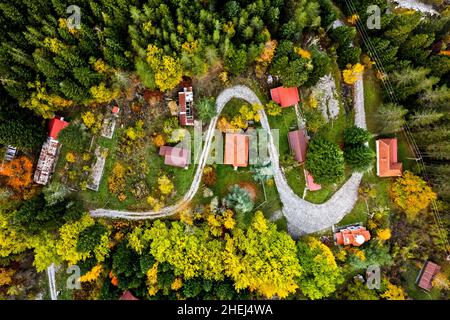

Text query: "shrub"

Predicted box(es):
[196, 97, 217, 122]
[343, 126, 372, 146]
[223, 185, 254, 214]
[344, 145, 375, 172]
[305, 138, 344, 184]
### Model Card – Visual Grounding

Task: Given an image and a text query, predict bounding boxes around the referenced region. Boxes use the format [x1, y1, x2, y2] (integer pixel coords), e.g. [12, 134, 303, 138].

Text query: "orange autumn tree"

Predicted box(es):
[0, 156, 33, 191]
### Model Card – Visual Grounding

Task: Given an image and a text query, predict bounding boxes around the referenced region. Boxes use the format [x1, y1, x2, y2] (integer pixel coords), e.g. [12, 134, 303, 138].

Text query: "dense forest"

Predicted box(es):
[0, 0, 449, 301]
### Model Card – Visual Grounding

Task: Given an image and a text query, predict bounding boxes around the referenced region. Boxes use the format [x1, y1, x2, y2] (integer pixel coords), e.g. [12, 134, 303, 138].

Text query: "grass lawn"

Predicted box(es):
[267, 107, 307, 197]
[40, 264, 74, 300]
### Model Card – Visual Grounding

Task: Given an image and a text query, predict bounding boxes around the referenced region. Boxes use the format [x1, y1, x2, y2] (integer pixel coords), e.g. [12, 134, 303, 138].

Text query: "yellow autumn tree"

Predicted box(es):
[296, 237, 344, 299]
[146, 44, 183, 92]
[391, 171, 437, 220]
[148, 221, 225, 281]
[255, 40, 277, 78]
[79, 265, 103, 283]
[377, 228, 392, 241]
[224, 211, 302, 298]
[295, 47, 312, 59]
[343, 63, 365, 85]
[89, 82, 120, 104]
[380, 282, 406, 300]
[24, 81, 74, 118]
[158, 175, 174, 195]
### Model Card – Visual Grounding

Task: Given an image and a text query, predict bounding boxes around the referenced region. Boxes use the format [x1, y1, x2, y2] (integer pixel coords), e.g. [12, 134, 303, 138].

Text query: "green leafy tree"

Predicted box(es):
[305, 138, 344, 184]
[374, 103, 408, 134]
[224, 46, 248, 76]
[344, 146, 375, 172]
[344, 126, 372, 146]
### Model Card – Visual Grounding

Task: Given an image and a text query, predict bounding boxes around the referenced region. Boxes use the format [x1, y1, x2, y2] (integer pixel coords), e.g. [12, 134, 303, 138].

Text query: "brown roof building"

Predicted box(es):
[417, 261, 441, 291]
[288, 129, 308, 163]
[376, 138, 402, 177]
[159, 146, 190, 169]
[224, 133, 249, 169]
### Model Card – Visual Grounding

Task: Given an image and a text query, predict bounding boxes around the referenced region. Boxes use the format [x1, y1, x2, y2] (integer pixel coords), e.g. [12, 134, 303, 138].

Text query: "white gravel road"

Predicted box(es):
[90, 81, 367, 236]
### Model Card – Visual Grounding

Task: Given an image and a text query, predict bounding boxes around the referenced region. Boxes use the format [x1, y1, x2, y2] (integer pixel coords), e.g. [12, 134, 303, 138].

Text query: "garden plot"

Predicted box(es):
[87, 146, 108, 192]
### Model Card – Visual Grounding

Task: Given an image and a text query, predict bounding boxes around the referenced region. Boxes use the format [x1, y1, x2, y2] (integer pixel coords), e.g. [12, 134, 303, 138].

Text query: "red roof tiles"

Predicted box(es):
[159, 146, 190, 168]
[224, 133, 249, 168]
[48, 117, 69, 139]
[417, 261, 441, 291]
[334, 226, 371, 246]
[270, 87, 300, 108]
[376, 138, 403, 177]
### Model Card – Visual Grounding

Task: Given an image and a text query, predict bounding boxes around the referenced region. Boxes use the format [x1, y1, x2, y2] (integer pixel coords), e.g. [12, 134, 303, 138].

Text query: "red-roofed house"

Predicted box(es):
[417, 261, 441, 291]
[304, 169, 322, 191]
[34, 117, 69, 185]
[334, 225, 371, 246]
[159, 146, 190, 169]
[270, 86, 300, 108]
[119, 290, 139, 300]
[112, 105, 120, 114]
[288, 129, 308, 163]
[48, 117, 69, 139]
[224, 133, 249, 169]
[179, 87, 194, 126]
[376, 138, 403, 177]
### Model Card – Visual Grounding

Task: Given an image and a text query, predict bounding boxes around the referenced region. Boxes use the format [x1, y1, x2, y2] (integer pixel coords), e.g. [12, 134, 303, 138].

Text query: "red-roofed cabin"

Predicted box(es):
[112, 106, 120, 114]
[288, 129, 308, 163]
[179, 87, 194, 126]
[48, 117, 69, 140]
[334, 225, 371, 246]
[119, 290, 139, 300]
[304, 169, 321, 191]
[224, 133, 249, 169]
[417, 261, 441, 291]
[159, 146, 190, 169]
[376, 138, 402, 177]
[270, 86, 300, 108]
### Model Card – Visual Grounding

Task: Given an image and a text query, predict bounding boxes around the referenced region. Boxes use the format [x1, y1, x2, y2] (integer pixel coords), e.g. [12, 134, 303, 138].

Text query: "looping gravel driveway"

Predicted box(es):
[91, 80, 367, 237]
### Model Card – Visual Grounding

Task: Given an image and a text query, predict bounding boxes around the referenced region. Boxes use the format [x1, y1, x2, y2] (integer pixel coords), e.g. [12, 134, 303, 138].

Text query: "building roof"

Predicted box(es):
[159, 146, 190, 168]
[34, 138, 60, 185]
[224, 133, 249, 168]
[179, 87, 194, 126]
[288, 129, 308, 163]
[48, 117, 69, 140]
[376, 138, 403, 177]
[112, 106, 120, 114]
[304, 169, 321, 191]
[270, 86, 300, 108]
[119, 290, 139, 300]
[417, 261, 441, 291]
[334, 226, 371, 246]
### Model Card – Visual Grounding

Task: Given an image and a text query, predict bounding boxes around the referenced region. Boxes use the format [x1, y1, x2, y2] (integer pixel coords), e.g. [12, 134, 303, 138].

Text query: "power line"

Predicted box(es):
[343, 0, 450, 256]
